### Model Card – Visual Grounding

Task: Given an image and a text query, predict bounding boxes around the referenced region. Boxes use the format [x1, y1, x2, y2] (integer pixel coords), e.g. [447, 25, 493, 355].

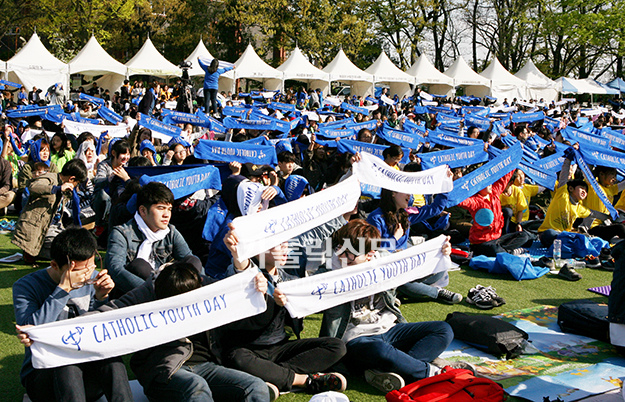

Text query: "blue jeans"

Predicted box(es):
[144, 361, 269, 402]
[345, 321, 453, 382]
[539, 229, 560, 248]
[92, 189, 111, 226]
[397, 271, 446, 299]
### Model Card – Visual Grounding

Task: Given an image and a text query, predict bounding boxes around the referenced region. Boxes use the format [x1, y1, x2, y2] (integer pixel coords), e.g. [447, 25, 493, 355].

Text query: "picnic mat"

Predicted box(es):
[589, 286, 612, 297]
[440, 305, 625, 401]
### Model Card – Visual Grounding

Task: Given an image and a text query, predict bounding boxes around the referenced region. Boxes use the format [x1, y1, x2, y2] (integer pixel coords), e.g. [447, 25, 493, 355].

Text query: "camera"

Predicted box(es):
[179, 61, 192, 70]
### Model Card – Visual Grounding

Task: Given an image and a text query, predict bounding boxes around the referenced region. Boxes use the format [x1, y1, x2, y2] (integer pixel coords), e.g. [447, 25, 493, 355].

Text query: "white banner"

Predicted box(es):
[353, 152, 453, 194]
[231, 175, 361, 261]
[278, 235, 450, 318]
[25, 268, 265, 369]
[63, 119, 129, 138]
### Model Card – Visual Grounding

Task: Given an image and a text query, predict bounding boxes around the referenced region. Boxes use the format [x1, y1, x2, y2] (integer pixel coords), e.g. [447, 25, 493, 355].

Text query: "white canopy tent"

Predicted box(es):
[125, 37, 181, 78]
[479, 58, 527, 103]
[184, 39, 215, 78]
[406, 55, 454, 97]
[277, 47, 330, 95]
[556, 77, 618, 95]
[69, 35, 127, 93]
[323, 49, 374, 97]
[219, 44, 283, 93]
[6, 32, 69, 94]
[443, 56, 490, 97]
[515, 60, 558, 102]
[365, 51, 414, 98]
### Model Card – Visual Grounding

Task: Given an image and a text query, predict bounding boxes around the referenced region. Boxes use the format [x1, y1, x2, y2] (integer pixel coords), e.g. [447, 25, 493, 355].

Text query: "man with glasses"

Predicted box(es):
[14, 227, 133, 402]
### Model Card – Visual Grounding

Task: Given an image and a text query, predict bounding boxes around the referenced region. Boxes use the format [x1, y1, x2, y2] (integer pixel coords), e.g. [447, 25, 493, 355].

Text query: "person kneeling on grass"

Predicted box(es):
[14, 227, 133, 402]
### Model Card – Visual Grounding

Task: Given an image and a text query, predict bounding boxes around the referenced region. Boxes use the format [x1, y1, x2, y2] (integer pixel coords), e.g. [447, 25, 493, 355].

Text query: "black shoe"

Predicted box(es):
[558, 264, 582, 281]
[536, 256, 554, 269]
[600, 247, 612, 261]
[364, 370, 404, 393]
[476, 285, 506, 307]
[585, 255, 601, 269]
[437, 288, 463, 304]
[466, 287, 495, 309]
[602, 257, 616, 271]
[306, 372, 347, 393]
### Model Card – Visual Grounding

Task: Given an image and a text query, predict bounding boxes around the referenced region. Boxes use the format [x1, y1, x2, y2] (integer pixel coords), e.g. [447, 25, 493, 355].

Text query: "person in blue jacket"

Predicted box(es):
[198, 58, 234, 115]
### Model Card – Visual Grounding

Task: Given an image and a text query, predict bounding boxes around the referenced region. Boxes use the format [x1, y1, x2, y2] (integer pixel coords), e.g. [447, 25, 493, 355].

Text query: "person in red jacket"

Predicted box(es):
[457, 169, 533, 257]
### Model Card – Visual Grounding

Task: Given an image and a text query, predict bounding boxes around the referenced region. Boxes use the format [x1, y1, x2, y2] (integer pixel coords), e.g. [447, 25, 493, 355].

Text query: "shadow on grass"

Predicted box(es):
[531, 295, 607, 307]
[0, 352, 26, 402]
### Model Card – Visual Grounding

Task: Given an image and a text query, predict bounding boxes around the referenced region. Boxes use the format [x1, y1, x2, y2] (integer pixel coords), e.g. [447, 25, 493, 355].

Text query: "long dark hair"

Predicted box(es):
[380, 189, 410, 235]
[51, 132, 69, 158]
[208, 59, 219, 74]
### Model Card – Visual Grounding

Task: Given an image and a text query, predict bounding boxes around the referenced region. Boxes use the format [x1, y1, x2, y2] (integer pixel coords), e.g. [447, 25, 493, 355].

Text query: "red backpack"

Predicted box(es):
[385, 367, 506, 402]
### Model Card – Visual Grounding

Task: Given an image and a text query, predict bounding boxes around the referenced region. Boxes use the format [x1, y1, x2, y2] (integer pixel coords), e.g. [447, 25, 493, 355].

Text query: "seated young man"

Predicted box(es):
[538, 147, 610, 247]
[12, 159, 88, 262]
[106, 181, 199, 295]
[223, 225, 348, 396]
[14, 227, 133, 402]
[316, 220, 469, 393]
[457, 169, 533, 257]
[92, 139, 131, 231]
[98, 261, 273, 402]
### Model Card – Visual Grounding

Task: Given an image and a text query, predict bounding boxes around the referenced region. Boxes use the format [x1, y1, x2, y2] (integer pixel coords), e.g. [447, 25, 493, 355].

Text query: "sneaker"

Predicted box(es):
[466, 287, 495, 310]
[557, 264, 582, 281]
[431, 358, 477, 376]
[364, 369, 404, 393]
[266, 382, 279, 402]
[476, 285, 506, 307]
[437, 288, 463, 304]
[600, 247, 612, 261]
[602, 257, 616, 271]
[585, 255, 601, 269]
[306, 372, 347, 393]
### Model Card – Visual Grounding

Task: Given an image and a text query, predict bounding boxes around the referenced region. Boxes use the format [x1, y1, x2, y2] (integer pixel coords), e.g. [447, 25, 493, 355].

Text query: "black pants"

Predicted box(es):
[589, 223, 625, 242]
[24, 356, 132, 402]
[205, 88, 218, 114]
[226, 337, 346, 391]
[470, 231, 534, 257]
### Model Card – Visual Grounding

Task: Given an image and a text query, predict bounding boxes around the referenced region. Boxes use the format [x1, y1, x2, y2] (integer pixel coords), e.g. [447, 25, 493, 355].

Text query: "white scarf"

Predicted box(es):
[25, 268, 265, 369]
[278, 235, 449, 318]
[134, 212, 170, 268]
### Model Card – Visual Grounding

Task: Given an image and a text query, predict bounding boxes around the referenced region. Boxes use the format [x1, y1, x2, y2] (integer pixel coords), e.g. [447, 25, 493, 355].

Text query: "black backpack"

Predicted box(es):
[557, 299, 610, 342]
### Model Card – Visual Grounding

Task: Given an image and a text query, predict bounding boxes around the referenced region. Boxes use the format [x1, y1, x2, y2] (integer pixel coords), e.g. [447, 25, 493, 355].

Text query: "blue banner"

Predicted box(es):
[511, 111, 545, 123]
[436, 113, 463, 124]
[446, 142, 523, 207]
[162, 109, 210, 127]
[65, 112, 100, 125]
[97, 106, 123, 124]
[377, 126, 422, 148]
[428, 130, 483, 148]
[0, 79, 21, 88]
[601, 127, 625, 152]
[314, 139, 339, 148]
[464, 113, 491, 131]
[337, 139, 410, 164]
[345, 120, 377, 132]
[78, 93, 106, 107]
[573, 148, 618, 219]
[139, 165, 222, 200]
[419, 143, 488, 170]
[318, 118, 351, 129]
[518, 159, 556, 190]
[460, 106, 489, 116]
[360, 182, 382, 199]
[543, 116, 561, 133]
[534, 152, 565, 172]
[139, 114, 182, 138]
[223, 116, 277, 131]
[317, 127, 356, 139]
[269, 102, 297, 112]
[194, 139, 278, 165]
[401, 119, 427, 135]
[561, 126, 609, 148]
[207, 115, 226, 133]
[579, 142, 625, 169]
[245, 136, 272, 146]
[222, 106, 249, 118]
[249, 111, 290, 133]
[6, 105, 63, 118]
[340, 102, 370, 115]
[427, 106, 453, 115]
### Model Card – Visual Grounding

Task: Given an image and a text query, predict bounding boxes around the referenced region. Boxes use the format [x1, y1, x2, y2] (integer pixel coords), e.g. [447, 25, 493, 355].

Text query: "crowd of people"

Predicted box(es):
[5, 70, 625, 402]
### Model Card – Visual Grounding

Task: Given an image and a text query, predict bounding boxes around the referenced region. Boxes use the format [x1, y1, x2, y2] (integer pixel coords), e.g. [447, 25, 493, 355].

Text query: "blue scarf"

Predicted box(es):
[345, 120, 377, 133]
[360, 182, 382, 198]
[274, 140, 293, 154]
[139, 114, 182, 138]
[337, 139, 410, 164]
[194, 139, 278, 165]
[97, 106, 123, 124]
[419, 143, 488, 170]
[460, 106, 489, 116]
[464, 113, 491, 131]
[72, 188, 82, 226]
[223, 116, 277, 131]
[341, 102, 369, 115]
[572, 148, 618, 219]
[401, 119, 427, 135]
[29, 139, 50, 167]
[543, 116, 560, 133]
[202, 197, 229, 242]
[245, 136, 272, 146]
[139, 165, 222, 200]
[600, 127, 625, 152]
[284, 175, 313, 201]
[207, 115, 226, 133]
[437, 113, 463, 124]
[427, 106, 453, 115]
[6, 105, 63, 119]
[377, 126, 422, 148]
[428, 130, 482, 148]
[0, 79, 21, 88]
[578, 141, 625, 169]
[561, 126, 609, 149]
[518, 159, 556, 190]
[161, 109, 210, 127]
[534, 152, 565, 172]
[249, 111, 290, 133]
[222, 106, 249, 118]
[139, 140, 158, 164]
[511, 111, 545, 123]
[317, 127, 356, 139]
[269, 102, 297, 112]
[446, 142, 523, 207]
[64, 112, 100, 125]
[79, 93, 106, 107]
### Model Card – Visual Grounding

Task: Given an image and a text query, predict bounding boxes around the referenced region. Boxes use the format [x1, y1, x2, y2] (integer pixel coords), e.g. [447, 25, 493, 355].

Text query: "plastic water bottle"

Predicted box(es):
[553, 239, 561, 270]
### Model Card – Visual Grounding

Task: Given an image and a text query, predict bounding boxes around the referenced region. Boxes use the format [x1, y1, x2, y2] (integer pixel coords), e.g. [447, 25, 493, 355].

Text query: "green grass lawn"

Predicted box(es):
[0, 229, 615, 402]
